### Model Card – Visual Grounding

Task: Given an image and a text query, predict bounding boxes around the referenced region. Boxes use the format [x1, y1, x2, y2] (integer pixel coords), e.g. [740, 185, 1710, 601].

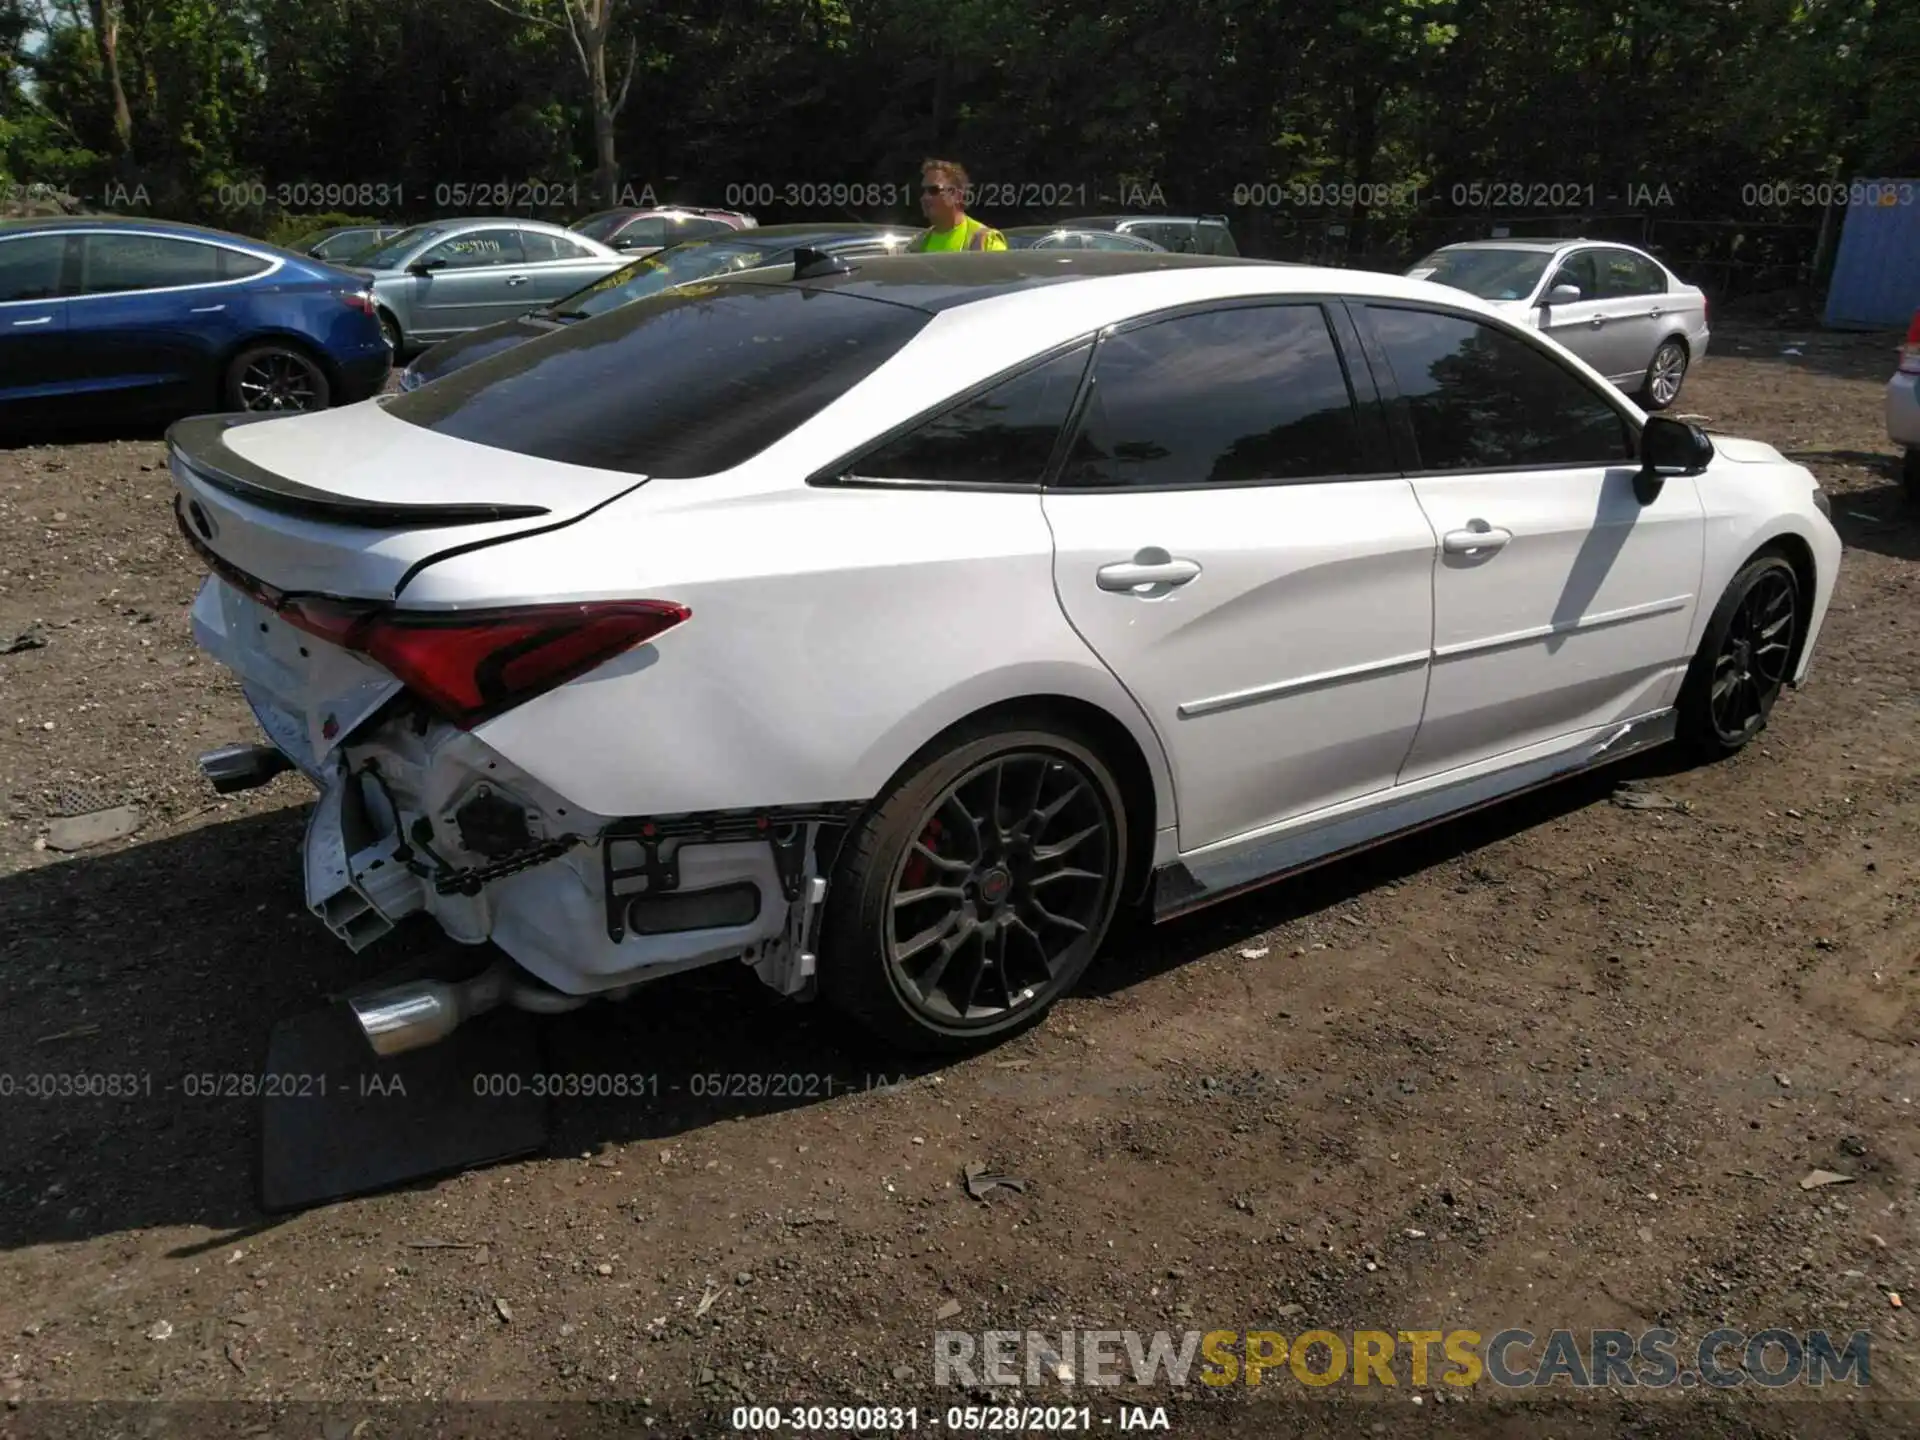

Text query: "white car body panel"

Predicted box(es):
[1398, 463, 1704, 780]
[1041, 480, 1436, 853]
[172, 405, 645, 599]
[173, 253, 1842, 1010]
[437, 484, 1178, 825]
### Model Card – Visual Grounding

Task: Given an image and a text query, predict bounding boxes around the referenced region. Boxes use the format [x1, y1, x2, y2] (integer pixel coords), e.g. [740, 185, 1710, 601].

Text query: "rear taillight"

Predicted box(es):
[344, 292, 376, 316]
[1901, 310, 1920, 375]
[282, 600, 690, 727]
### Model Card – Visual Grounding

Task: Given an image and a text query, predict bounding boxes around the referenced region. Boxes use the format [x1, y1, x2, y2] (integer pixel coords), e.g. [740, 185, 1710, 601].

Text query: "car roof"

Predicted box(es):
[421, 216, 589, 236]
[0, 215, 288, 254]
[724, 222, 912, 241]
[1430, 237, 1599, 254]
[747, 250, 1260, 312]
[1070, 215, 1230, 228]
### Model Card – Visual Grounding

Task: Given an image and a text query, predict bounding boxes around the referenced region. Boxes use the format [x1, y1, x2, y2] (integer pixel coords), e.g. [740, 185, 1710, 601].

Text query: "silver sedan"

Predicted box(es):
[348, 218, 628, 356]
[1407, 238, 1711, 409]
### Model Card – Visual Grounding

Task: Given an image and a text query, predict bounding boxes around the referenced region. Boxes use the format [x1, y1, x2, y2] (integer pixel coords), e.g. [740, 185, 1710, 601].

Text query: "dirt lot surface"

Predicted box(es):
[2, 324, 1918, 1438]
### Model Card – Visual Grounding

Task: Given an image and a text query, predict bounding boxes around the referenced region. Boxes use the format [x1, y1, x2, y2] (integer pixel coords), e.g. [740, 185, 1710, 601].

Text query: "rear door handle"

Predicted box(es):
[190, 304, 225, 314]
[1647, 306, 1663, 318]
[1096, 557, 1202, 592]
[10, 316, 52, 327]
[505, 275, 530, 286]
[1588, 315, 1606, 327]
[1443, 524, 1513, 555]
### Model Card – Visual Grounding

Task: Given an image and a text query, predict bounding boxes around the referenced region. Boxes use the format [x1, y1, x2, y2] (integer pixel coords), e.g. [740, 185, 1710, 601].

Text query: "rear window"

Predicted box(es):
[383, 283, 931, 477]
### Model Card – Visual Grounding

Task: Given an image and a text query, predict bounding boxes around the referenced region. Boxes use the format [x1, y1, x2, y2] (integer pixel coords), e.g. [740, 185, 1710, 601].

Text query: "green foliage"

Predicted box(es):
[4, 0, 1915, 280]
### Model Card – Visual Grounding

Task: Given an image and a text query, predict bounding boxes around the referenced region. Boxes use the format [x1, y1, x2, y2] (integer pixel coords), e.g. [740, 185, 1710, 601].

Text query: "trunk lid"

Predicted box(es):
[169, 406, 647, 601]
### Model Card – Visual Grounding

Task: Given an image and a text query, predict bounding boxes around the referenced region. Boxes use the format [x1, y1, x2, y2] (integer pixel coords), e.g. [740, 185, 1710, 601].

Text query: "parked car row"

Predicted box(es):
[0, 207, 1803, 451]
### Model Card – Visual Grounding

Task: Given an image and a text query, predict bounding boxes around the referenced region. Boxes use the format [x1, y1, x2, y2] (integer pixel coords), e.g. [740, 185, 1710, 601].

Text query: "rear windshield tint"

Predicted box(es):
[383, 284, 931, 477]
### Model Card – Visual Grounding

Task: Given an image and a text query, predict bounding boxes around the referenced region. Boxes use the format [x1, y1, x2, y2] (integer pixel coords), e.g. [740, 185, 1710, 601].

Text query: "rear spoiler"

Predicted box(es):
[167, 413, 550, 529]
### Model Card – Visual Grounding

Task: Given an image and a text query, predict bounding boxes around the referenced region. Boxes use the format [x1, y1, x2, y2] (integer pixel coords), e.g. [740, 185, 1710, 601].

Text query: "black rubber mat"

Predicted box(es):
[258, 1001, 549, 1212]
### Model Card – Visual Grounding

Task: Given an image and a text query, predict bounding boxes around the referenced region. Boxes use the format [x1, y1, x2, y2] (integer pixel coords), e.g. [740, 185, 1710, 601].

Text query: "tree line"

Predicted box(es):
[2, 0, 1915, 287]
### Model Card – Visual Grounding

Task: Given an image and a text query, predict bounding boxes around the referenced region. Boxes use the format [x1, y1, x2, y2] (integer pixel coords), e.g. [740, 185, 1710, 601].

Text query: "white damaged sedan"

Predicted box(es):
[174, 249, 1842, 1056]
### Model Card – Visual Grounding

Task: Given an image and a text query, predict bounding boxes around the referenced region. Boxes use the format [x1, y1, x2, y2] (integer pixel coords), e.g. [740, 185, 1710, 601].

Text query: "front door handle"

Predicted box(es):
[1443, 524, 1513, 555]
[1589, 315, 1606, 327]
[1096, 555, 1202, 593]
[505, 274, 530, 286]
[190, 304, 226, 314]
[11, 316, 53, 327]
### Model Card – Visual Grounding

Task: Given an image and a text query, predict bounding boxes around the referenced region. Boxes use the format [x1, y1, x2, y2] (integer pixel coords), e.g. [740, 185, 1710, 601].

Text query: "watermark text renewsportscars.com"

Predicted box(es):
[932, 1327, 1871, 1389]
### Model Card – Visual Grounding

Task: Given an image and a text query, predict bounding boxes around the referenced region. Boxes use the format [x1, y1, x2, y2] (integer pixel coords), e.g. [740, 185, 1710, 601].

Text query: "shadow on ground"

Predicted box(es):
[1822, 479, 1920, 563]
[0, 742, 1704, 1248]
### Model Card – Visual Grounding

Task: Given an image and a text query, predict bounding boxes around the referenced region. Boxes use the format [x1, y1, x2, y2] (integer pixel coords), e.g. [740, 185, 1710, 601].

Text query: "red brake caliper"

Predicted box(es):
[901, 816, 944, 891]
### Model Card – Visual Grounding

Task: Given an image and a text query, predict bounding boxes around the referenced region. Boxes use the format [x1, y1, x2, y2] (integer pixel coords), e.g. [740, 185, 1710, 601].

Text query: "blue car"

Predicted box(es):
[0, 216, 390, 426]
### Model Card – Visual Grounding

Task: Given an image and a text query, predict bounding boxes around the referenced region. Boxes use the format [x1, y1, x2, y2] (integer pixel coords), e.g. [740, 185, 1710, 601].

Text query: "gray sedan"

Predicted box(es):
[348, 218, 628, 355]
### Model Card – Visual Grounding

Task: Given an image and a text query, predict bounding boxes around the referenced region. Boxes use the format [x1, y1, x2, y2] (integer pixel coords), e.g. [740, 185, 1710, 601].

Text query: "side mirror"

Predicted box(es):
[1545, 282, 1581, 306]
[1634, 415, 1714, 503]
[407, 258, 443, 276]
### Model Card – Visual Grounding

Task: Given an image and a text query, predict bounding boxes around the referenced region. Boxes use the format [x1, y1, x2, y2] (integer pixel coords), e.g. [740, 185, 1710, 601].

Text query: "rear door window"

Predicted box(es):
[1598, 249, 1667, 298]
[385, 283, 931, 476]
[1056, 303, 1368, 488]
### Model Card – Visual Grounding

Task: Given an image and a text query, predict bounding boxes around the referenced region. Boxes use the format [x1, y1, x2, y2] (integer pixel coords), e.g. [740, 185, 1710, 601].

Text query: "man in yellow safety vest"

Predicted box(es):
[909, 159, 1007, 252]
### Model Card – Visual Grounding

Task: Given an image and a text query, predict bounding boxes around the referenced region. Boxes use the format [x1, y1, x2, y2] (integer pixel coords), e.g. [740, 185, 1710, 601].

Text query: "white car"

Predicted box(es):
[1887, 307, 1920, 501]
[173, 251, 1839, 1057]
[1407, 239, 1711, 410]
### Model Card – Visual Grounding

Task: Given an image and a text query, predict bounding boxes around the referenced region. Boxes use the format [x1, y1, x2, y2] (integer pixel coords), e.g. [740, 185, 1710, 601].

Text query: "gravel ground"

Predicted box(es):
[1, 323, 1918, 1438]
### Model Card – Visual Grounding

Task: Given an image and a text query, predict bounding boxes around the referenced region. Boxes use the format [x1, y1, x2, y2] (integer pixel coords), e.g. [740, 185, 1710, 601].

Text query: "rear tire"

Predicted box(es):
[818, 724, 1128, 1055]
[1676, 554, 1800, 758]
[379, 311, 404, 358]
[1903, 447, 1920, 507]
[223, 343, 331, 414]
[1638, 338, 1689, 410]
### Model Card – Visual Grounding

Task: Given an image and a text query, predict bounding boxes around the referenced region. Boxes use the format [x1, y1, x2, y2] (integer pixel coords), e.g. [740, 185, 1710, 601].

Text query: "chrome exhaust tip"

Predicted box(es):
[348, 964, 508, 1057]
[346, 961, 589, 1057]
[198, 742, 293, 795]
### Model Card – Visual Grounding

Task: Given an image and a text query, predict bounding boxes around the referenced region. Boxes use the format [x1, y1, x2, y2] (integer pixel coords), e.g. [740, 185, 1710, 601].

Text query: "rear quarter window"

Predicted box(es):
[383, 283, 931, 477]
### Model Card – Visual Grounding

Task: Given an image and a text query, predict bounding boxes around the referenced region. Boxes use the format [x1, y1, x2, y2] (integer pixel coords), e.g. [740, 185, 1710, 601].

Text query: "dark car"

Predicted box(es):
[1066, 215, 1239, 255]
[293, 224, 404, 263]
[1003, 226, 1166, 252]
[568, 206, 757, 258]
[398, 222, 916, 390]
[0, 217, 389, 426]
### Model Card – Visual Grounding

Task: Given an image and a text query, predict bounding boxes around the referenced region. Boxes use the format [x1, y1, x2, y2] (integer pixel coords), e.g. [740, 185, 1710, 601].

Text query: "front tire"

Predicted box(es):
[819, 725, 1129, 1054]
[1903, 447, 1920, 507]
[1676, 554, 1800, 758]
[224, 343, 331, 413]
[1638, 339, 1689, 410]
